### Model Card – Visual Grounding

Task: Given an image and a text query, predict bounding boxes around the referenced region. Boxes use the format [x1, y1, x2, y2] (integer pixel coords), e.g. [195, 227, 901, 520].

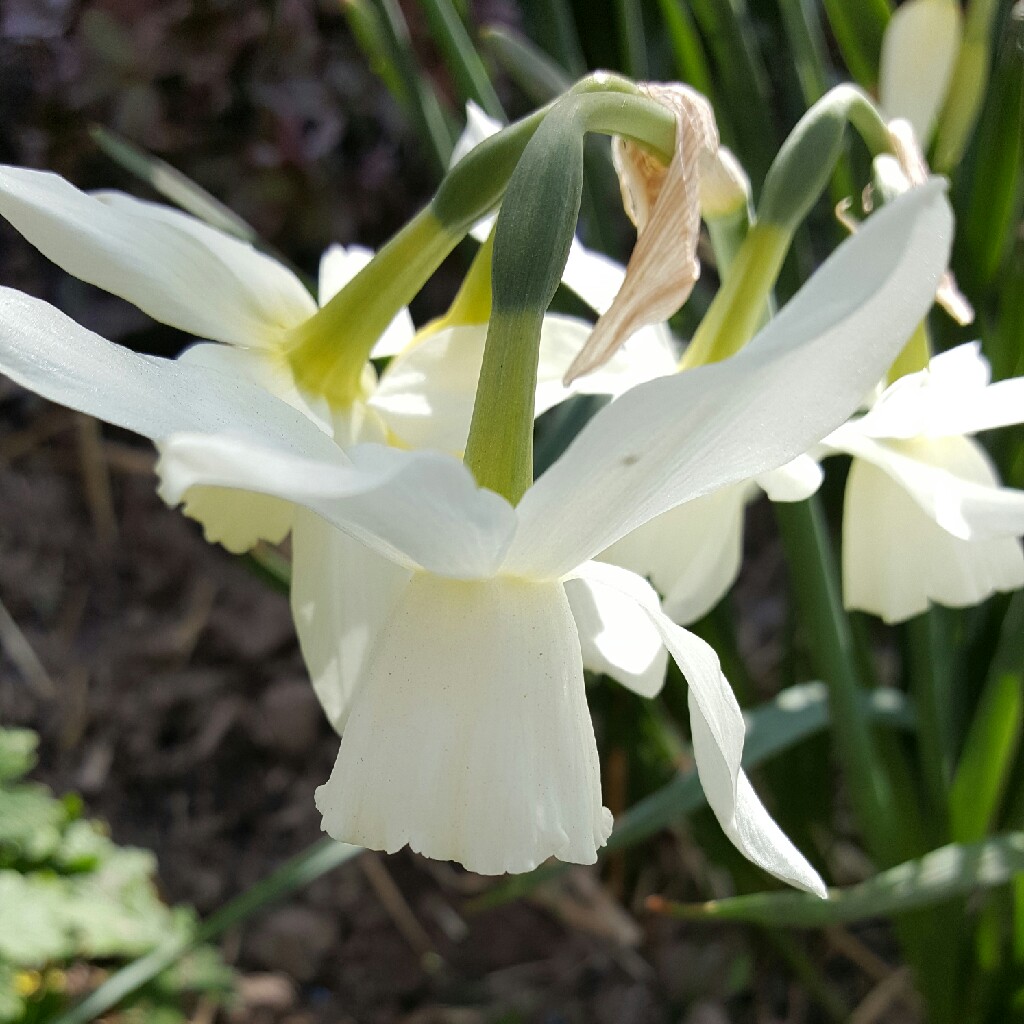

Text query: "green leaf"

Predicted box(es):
[821, 0, 891, 89]
[0, 729, 37, 783]
[956, 4, 1024, 293]
[951, 674, 1022, 843]
[658, 833, 1024, 927]
[54, 840, 361, 1024]
[481, 24, 571, 104]
[89, 127, 258, 243]
[0, 785, 70, 867]
[420, 0, 505, 119]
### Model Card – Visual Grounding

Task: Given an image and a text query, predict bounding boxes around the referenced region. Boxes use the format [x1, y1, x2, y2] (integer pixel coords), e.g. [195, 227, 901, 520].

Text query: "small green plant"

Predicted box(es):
[0, 728, 232, 1023]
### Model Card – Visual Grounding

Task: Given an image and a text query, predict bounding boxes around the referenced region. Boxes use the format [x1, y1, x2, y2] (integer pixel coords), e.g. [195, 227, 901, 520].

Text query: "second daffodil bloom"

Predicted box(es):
[153, 183, 944, 883]
[822, 342, 1024, 623]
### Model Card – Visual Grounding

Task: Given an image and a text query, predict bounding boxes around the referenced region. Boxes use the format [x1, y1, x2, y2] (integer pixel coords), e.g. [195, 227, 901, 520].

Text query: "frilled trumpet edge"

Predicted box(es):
[316, 573, 613, 875]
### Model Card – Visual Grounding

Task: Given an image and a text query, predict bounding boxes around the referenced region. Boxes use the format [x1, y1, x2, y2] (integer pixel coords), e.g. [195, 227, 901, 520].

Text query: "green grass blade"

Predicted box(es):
[373, 0, 455, 170]
[949, 672, 1023, 842]
[343, 0, 408, 110]
[419, 0, 505, 120]
[690, 0, 777, 186]
[523, 0, 586, 77]
[53, 840, 361, 1024]
[474, 682, 914, 907]
[89, 126, 258, 242]
[658, 833, 1024, 926]
[775, 498, 907, 866]
[653, 0, 714, 95]
[481, 24, 572, 104]
[821, 0, 892, 89]
[776, 0, 832, 103]
[957, 3, 1024, 294]
[614, 0, 648, 79]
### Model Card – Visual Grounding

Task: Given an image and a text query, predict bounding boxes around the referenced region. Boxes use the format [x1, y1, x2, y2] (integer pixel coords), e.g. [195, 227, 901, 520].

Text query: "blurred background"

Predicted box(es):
[0, 1, 1022, 1022]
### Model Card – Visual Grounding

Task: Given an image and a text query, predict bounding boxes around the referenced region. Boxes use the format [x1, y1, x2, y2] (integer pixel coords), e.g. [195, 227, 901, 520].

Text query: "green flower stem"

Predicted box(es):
[679, 219, 789, 369]
[681, 86, 892, 370]
[463, 87, 676, 502]
[905, 610, 954, 838]
[289, 74, 669, 409]
[774, 497, 904, 867]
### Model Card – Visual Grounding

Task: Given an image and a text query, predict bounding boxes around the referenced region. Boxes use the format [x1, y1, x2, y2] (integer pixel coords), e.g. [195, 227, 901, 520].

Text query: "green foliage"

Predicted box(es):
[660, 833, 1024, 926]
[0, 728, 229, 1024]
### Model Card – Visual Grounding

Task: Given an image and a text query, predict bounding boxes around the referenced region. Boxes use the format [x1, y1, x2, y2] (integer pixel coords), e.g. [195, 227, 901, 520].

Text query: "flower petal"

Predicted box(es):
[564, 569, 669, 697]
[316, 574, 613, 875]
[879, 0, 962, 144]
[842, 454, 1024, 623]
[0, 168, 316, 346]
[851, 342, 1022, 440]
[504, 180, 953, 579]
[370, 316, 678, 455]
[155, 342, 331, 552]
[570, 561, 826, 895]
[317, 244, 415, 357]
[0, 286, 339, 457]
[756, 455, 824, 502]
[599, 484, 751, 626]
[369, 323, 486, 453]
[291, 507, 412, 732]
[826, 430, 1024, 540]
[157, 436, 517, 579]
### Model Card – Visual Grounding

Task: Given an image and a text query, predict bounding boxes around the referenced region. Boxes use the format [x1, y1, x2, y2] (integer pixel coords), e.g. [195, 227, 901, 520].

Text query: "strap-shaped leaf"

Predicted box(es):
[655, 833, 1024, 926]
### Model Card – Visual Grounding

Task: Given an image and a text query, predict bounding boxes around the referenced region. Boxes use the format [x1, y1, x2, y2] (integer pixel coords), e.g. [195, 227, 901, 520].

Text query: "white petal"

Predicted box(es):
[0, 286, 341, 457]
[564, 569, 669, 697]
[369, 323, 486, 453]
[756, 455, 824, 502]
[370, 315, 676, 455]
[450, 101, 503, 166]
[316, 574, 613, 875]
[879, 0, 962, 144]
[535, 316, 680, 413]
[852, 342, 1021, 440]
[157, 436, 518, 579]
[317, 243, 415, 358]
[842, 454, 1024, 623]
[570, 562, 826, 895]
[0, 168, 316, 346]
[599, 483, 751, 626]
[155, 343, 331, 552]
[826, 429, 1024, 540]
[505, 181, 954, 579]
[560, 238, 628, 316]
[291, 507, 412, 733]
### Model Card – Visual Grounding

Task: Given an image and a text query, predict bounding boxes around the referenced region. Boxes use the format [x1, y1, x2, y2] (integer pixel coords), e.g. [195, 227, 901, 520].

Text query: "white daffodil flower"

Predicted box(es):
[822, 342, 1024, 623]
[879, 0, 962, 147]
[138, 183, 946, 881]
[0, 165, 675, 731]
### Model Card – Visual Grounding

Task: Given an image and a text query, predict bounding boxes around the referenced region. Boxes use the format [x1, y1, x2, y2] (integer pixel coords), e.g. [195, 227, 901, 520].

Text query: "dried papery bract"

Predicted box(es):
[564, 84, 720, 384]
